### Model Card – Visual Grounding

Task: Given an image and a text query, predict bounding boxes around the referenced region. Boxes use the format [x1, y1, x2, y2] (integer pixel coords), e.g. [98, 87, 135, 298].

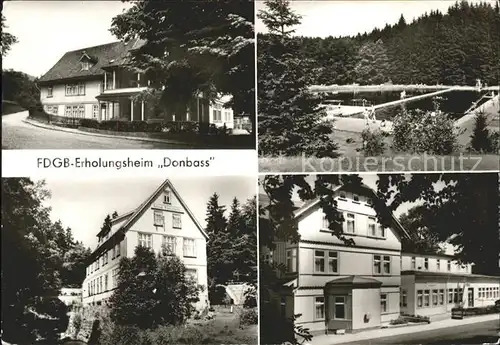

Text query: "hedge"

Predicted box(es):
[451, 305, 499, 317]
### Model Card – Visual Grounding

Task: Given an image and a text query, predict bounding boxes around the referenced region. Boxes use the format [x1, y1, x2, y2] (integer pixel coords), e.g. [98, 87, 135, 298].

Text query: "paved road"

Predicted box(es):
[333, 320, 500, 345]
[2, 112, 194, 149]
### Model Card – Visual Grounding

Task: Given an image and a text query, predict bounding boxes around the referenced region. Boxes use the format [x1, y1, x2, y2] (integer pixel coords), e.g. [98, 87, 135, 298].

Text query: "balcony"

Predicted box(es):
[102, 67, 149, 93]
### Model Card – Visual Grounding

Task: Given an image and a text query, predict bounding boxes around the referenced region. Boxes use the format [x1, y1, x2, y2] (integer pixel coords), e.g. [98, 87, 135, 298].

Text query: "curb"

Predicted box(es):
[22, 119, 197, 147]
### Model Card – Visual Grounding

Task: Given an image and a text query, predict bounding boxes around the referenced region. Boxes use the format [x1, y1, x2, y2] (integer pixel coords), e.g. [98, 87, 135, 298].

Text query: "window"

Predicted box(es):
[154, 211, 164, 227]
[116, 242, 121, 257]
[448, 289, 454, 303]
[424, 258, 429, 270]
[345, 213, 355, 233]
[322, 215, 329, 229]
[47, 86, 53, 97]
[453, 289, 459, 303]
[401, 290, 407, 307]
[328, 251, 338, 273]
[212, 109, 222, 122]
[162, 236, 176, 255]
[104, 251, 108, 265]
[315, 297, 325, 320]
[81, 61, 91, 71]
[374, 255, 391, 275]
[96, 257, 100, 270]
[286, 248, 297, 273]
[314, 250, 325, 273]
[380, 294, 387, 312]
[378, 225, 386, 238]
[339, 191, 347, 199]
[92, 104, 99, 119]
[138, 233, 152, 248]
[112, 269, 118, 289]
[333, 296, 345, 319]
[224, 111, 231, 122]
[88, 283, 91, 296]
[164, 191, 171, 204]
[447, 260, 451, 271]
[439, 289, 444, 305]
[65, 83, 85, 96]
[112, 246, 116, 259]
[99, 276, 103, 294]
[432, 289, 438, 306]
[368, 217, 376, 236]
[353, 194, 360, 202]
[411, 257, 416, 269]
[436, 259, 440, 271]
[104, 274, 108, 291]
[424, 290, 430, 307]
[172, 214, 182, 229]
[186, 268, 197, 282]
[46, 105, 58, 115]
[183, 238, 196, 257]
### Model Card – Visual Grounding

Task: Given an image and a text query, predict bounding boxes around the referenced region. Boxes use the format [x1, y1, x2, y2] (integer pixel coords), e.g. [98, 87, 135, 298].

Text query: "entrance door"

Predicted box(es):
[467, 288, 474, 307]
[101, 104, 107, 121]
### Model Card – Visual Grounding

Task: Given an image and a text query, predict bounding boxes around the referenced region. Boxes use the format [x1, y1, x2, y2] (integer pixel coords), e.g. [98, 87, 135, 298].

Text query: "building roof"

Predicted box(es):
[327, 275, 382, 286]
[293, 183, 411, 240]
[402, 270, 500, 281]
[38, 39, 145, 84]
[89, 179, 207, 261]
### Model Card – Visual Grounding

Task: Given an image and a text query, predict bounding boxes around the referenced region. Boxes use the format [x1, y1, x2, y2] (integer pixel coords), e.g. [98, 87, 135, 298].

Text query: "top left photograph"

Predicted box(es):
[1, 1, 255, 150]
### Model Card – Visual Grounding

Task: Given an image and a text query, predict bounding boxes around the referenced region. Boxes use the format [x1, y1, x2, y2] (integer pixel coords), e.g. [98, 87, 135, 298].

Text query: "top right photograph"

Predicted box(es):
[257, 0, 499, 173]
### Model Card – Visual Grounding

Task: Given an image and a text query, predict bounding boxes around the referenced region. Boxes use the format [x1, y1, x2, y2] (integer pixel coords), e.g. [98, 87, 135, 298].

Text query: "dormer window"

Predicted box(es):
[339, 191, 347, 199]
[81, 61, 92, 71]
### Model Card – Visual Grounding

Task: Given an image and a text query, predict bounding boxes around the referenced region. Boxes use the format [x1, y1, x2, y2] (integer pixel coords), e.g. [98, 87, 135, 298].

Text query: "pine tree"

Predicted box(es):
[470, 111, 491, 152]
[258, 0, 338, 157]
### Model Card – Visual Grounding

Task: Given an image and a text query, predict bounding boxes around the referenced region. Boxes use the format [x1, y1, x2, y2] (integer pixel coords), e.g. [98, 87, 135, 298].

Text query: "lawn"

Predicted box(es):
[2, 100, 25, 116]
[259, 129, 499, 172]
[187, 308, 257, 345]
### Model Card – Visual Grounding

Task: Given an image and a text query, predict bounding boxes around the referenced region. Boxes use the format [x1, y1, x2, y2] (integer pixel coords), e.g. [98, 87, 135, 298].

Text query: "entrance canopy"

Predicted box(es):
[326, 276, 382, 290]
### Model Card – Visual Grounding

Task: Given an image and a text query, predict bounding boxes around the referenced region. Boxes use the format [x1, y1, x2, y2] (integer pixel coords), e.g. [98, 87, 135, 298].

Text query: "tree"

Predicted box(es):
[110, 0, 255, 133]
[470, 111, 491, 152]
[60, 242, 92, 288]
[258, 0, 338, 157]
[1, 179, 64, 343]
[399, 206, 445, 255]
[109, 246, 200, 329]
[2, 69, 41, 108]
[204, 193, 231, 302]
[1, 14, 18, 57]
[354, 39, 390, 84]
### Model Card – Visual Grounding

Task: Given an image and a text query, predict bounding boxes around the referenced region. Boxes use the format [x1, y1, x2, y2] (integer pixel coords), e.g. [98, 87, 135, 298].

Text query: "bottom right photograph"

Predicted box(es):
[259, 173, 500, 345]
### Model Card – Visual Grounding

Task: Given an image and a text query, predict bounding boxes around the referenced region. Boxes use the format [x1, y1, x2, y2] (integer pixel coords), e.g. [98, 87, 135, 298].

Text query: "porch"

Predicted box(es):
[96, 96, 148, 122]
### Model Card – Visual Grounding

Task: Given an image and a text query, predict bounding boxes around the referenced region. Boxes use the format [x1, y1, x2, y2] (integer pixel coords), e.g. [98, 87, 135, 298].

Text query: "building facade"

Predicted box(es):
[81, 179, 209, 311]
[401, 253, 500, 319]
[261, 185, 500, 335]
[38, 40, 234, 128]
[261, 185, 411, 334]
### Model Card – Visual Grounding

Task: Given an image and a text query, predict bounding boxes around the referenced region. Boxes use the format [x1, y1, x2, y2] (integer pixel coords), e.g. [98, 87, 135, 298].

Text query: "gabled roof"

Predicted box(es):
[293, 183, 411, 240]
[118, 179, 208, 239]
[38, 38, 145, 84]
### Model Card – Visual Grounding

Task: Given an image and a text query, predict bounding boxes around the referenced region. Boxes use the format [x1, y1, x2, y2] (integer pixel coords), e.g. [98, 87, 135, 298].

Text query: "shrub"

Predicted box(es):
[488, 131, 499, 153]
[392, 109, 459, 154]
[389, 317, 408, 325]
[451, 305, 498, 316]
[239, 308, 258, 326]
[361, 128, 386, 156]
[400, 313, 430, 323]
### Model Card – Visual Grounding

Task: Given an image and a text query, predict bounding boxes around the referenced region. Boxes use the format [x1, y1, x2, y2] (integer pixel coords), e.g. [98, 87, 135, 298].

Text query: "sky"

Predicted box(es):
[40, 176, 256, 250]
[255, 0, 497, 37]
[2, 1, 133, 77]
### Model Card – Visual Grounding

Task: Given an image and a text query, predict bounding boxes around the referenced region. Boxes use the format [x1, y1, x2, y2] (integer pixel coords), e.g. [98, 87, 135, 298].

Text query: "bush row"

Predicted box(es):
[451, 305, 499, 316]
[389, 313, 430, 325]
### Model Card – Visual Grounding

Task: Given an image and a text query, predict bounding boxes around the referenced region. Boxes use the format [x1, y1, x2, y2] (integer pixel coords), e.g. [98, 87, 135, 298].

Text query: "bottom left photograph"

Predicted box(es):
[1, 176, 258, 345]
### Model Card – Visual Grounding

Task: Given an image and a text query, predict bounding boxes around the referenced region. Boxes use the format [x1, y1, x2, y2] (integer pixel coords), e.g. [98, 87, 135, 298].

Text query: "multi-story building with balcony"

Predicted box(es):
[260, 183, 500, 335]
[37, 39, 235, 128]
[81, 179, 209, 311]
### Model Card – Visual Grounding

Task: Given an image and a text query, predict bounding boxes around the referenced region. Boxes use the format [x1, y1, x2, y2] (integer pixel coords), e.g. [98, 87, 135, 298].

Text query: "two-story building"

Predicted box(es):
[261, 184, 411, 334]
[260, 184, 500, 335]
[81, 179, 209, 312]
[400, 253, 500, 319]
[37, 39, 234, 128]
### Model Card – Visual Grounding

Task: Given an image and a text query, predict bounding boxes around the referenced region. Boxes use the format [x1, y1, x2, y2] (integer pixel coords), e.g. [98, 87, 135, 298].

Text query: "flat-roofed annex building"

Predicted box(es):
[81, 179, 209, 311]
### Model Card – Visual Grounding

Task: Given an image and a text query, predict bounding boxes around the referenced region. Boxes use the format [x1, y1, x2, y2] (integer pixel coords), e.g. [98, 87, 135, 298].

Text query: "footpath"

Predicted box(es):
[310, 314, 500, 345]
